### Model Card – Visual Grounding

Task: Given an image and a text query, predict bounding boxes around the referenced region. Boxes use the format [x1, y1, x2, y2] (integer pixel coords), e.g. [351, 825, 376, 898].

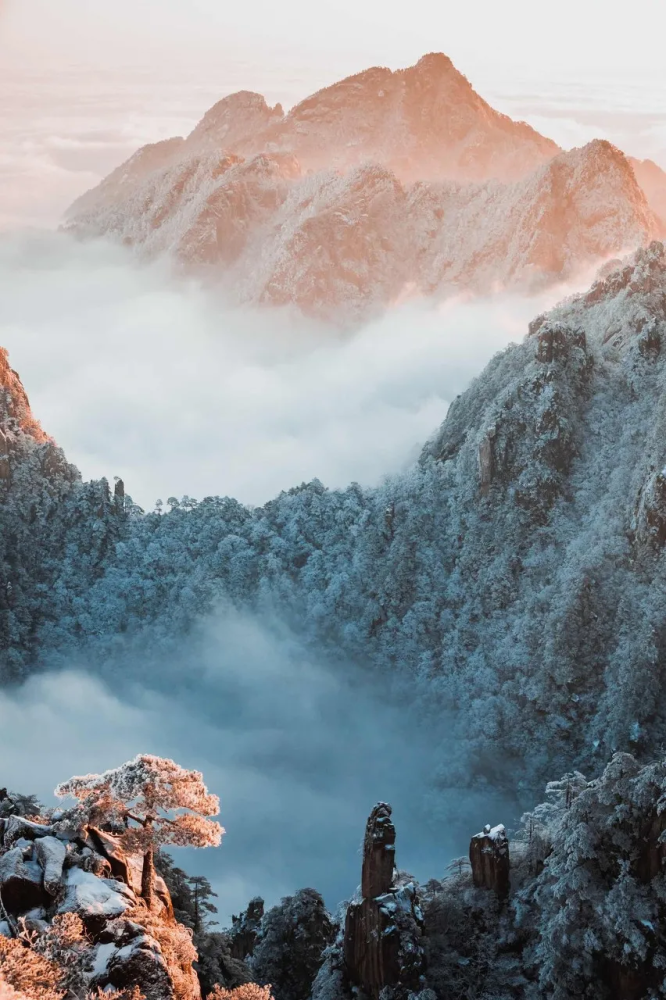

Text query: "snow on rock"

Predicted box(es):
[0, 845, 47, 914]
[344, 805, 425, 998]
[469, 824, 510, 897]
[57, 867, 136, 927]
[33, 835, 66, 895]
[86, 917, 175, 999]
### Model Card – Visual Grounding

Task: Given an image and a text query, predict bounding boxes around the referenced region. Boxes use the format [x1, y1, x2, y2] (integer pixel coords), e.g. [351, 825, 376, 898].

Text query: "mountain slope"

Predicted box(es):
[67, 53, 558, 223]
[65, 139, 660, 322]
[63, 54, 666, 320]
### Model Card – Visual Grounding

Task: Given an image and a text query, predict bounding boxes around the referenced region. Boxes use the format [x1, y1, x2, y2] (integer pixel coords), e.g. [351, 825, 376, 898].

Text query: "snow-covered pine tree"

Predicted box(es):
[55, 755, 223, 908]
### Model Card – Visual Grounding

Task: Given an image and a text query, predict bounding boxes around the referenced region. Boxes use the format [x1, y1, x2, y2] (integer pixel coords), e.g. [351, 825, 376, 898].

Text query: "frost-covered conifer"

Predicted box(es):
[55, 755, 223, 908]
[250, 889, 335, 1000]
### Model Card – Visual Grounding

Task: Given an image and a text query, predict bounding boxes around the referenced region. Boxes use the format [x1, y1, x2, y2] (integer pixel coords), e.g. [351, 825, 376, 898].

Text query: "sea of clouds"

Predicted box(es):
[0, 225, 561, 920]
[0, 230, 580, 510]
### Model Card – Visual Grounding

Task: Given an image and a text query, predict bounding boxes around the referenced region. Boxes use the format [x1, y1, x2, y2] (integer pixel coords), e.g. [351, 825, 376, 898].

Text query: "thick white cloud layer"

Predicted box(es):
[0, 231, 575, 510]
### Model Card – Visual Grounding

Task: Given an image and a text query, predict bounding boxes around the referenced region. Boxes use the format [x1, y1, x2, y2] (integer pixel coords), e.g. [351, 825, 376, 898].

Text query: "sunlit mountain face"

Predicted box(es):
[44, 54, 666, 325]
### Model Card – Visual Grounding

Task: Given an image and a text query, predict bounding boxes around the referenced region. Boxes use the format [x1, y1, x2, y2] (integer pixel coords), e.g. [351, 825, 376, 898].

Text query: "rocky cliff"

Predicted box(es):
[0, 793, 199, 1000]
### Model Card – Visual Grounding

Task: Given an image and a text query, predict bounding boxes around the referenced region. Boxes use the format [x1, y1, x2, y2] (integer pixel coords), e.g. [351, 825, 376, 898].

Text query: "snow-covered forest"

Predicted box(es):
[4, 241, 666, 806]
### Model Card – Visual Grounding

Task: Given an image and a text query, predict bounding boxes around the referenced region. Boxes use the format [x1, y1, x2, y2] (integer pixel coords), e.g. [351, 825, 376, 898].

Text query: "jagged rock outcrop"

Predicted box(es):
[343, 804, 425, 1000]
[629, 156, 666, 228]
[469, 824, 510, 898]
[633, 468, 666, 549]
[252, 52, 556, 183]
[89, 918, 175, 999]
[0, 347, 77, 491]
[361, 803, 396, 899]
[68, 54, 557, 215]
[0, 794, 201, 999]
[65, 135, 660, 322]
[186, 91, 284, 156]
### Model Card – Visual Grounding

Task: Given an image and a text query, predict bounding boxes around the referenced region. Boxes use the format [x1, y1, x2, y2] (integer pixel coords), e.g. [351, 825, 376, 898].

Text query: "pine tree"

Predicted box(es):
[55, 755, 223, 908]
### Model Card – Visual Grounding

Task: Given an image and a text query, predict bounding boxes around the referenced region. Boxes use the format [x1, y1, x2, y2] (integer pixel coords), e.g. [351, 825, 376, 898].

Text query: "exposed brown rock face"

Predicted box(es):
[535, 323, 586, 364]
[478, 429, 496, 491]
[634, 470, 666, 549]
[343, 804, 425, 999]
[0, 348, 78, 492]
[469, 824, 510, 898]
[64, 135, 661, 324]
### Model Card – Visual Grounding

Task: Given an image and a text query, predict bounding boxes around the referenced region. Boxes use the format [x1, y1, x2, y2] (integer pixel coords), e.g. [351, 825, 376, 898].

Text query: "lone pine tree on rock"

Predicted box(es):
[55, 754, 223, 908]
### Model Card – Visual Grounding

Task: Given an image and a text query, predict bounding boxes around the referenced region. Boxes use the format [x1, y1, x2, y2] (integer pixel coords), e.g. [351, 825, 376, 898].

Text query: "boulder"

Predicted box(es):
[0, 845, 47, 914]
[89, 918, 175, 1000]
[34, 836, 66, 895]
[57, 866, 136, 934]
[3, 815, 53, 848]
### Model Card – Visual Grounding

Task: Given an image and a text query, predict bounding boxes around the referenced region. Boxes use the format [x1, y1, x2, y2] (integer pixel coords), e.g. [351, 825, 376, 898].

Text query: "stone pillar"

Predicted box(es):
[469, 823, 510, 898]
[344, 804, 424, 999]
[361, 802, 395, 899]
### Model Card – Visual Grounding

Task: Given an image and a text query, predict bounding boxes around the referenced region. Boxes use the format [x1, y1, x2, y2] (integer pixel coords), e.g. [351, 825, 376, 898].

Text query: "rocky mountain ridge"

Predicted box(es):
[63, 52, 666, 322]
[64, 136, 662, 322]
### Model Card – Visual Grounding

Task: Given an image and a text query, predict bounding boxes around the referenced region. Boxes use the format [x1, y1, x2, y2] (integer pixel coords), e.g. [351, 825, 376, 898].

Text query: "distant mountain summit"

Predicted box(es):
[64, 53, 666, 322]
[200, 52, 558, 183]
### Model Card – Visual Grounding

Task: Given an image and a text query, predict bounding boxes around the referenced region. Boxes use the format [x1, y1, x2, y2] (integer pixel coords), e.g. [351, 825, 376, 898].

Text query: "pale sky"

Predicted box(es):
[2, 0, 666, 83]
